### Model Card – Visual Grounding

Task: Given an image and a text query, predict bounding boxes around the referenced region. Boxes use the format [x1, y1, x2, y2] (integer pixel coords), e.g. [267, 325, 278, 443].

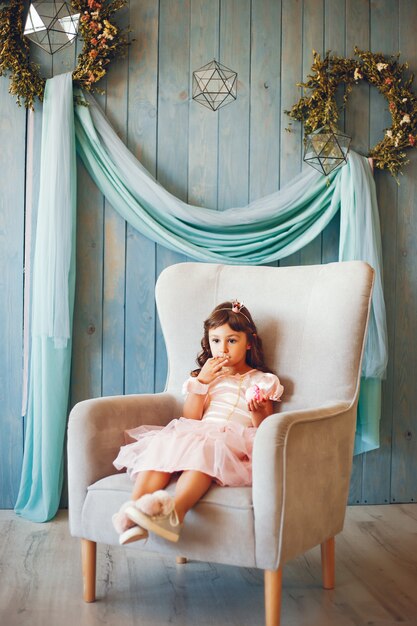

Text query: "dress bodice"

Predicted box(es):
[184, 370, 284, 427]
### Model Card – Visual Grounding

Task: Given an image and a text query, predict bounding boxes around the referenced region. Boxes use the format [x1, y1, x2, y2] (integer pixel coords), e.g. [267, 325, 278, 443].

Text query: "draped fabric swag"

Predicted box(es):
[15, 73, 388, 522]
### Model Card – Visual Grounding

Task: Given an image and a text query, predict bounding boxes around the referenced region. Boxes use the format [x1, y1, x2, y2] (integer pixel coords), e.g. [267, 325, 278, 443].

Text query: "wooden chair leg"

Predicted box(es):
[264, 568, 282, 626]
[321, 536, 335, 590]
[81, 539, 97, 602]
[176, 556, 187, 564]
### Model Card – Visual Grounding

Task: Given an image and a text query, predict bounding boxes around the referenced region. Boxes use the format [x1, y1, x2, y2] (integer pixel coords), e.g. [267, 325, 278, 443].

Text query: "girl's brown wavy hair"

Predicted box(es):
[191, 301, 273, 377]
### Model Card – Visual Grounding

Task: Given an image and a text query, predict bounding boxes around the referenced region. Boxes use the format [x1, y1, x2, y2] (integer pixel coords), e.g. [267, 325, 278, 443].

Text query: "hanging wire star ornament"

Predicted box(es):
[24, 1, 80, 55]
[192, 59, 237, 111]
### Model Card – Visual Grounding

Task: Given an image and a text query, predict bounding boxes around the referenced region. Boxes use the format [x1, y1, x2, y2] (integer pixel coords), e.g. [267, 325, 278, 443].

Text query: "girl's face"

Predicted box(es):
[208, 323, 250, 371]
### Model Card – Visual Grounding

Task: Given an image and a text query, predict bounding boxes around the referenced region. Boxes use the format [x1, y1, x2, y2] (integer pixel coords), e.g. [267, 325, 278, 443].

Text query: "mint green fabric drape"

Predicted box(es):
[15, 73, 77, 522]
[16, 74, 387, 522]
[74, 93, 387, 381]
[75, 96, 343, 263]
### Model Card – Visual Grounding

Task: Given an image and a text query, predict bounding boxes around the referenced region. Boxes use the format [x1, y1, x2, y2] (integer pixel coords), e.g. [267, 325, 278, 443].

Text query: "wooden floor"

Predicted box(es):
[1, 505, 416, 626]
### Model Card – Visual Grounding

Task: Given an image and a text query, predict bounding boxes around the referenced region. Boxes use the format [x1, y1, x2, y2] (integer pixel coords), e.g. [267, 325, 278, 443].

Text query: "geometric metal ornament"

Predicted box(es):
[24, 1, 80, 55]
[303, 126, 352, 176]
[192, 59, 237, 111]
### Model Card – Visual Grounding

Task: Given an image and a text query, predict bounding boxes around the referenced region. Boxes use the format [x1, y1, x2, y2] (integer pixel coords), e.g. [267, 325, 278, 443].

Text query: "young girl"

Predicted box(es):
[112, 300, 284, 545]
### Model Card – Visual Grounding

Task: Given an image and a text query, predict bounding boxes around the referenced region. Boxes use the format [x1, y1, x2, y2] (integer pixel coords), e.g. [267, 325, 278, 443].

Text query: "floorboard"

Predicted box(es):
[0, 505, 416, 626]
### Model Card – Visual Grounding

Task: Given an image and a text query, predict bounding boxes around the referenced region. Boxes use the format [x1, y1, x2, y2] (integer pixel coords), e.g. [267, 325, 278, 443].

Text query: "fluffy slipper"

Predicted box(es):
[134, 490, 175, 517]
[112, 500, 137, 534]
[125, 504, 181, 543]
[119, 525, 148, 545]
[125, 491, 181, 543]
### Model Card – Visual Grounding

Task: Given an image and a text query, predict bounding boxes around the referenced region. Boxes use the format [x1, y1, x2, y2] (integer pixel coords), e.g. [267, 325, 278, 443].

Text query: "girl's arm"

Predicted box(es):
[182, 392, 207, 420]
[182, 355, 229, 420]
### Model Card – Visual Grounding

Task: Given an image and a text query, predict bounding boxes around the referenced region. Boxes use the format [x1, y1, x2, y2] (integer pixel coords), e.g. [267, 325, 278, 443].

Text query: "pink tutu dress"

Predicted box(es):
[113, 370, 284, 487]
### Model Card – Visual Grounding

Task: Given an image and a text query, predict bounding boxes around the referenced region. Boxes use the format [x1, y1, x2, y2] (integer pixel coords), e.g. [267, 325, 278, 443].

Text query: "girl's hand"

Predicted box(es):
[247, 390, 273, 427]
[197, 356, 230, 384]
[247, 389, 268, 413]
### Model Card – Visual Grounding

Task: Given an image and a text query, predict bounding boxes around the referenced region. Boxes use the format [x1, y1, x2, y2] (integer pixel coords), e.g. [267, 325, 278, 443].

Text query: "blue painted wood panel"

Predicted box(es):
[360, 0, 399, 505]
[249, 0, 281, 201]
[1, 0, 417, 507]
[391, 0, 417, 503]
[188, 0, 220, 209]
[299, 0, 324, 268]
[218, 0, 251, 210]
[124, 0, 159, 395]
[154, 0, 190, 392]
[102, 10, 129, 398]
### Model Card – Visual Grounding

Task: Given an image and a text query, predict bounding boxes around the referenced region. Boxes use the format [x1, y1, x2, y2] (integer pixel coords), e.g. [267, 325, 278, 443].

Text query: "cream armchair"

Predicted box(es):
[68, 261, 374, 626]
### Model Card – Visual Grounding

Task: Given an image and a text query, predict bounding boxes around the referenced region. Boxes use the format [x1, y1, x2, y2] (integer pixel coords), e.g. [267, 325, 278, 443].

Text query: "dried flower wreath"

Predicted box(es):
[286, 47, 417, 178]
[0, 0, 128, 109]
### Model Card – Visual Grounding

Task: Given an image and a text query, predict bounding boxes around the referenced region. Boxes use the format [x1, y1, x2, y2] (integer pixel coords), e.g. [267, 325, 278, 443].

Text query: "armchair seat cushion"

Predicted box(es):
[81, 473, 257, 567]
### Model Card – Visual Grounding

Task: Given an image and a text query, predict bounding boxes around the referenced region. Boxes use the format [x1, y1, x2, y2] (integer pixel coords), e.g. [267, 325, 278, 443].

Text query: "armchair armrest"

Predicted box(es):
[67, 392, 180, 536]
[252, 400, 356, 570]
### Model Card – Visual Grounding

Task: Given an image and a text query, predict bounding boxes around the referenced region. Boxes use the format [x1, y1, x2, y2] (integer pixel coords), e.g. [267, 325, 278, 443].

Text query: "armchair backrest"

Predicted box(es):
[155, 261, 374, 411]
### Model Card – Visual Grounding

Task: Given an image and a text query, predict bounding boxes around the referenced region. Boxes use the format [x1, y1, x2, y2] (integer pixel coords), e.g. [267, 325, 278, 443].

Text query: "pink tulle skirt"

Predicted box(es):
[113, 417, 257, 487]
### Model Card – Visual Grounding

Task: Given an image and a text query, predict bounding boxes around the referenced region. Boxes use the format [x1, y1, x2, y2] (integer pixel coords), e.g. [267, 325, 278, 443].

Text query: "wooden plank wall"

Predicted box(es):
[0, 0, 416, 508]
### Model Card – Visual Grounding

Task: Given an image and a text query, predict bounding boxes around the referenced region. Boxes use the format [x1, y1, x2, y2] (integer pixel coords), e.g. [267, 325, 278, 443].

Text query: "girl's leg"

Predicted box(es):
[173, 470, 213, 523]
[125, 471, 212, 543]
[131, 470, 172, 500]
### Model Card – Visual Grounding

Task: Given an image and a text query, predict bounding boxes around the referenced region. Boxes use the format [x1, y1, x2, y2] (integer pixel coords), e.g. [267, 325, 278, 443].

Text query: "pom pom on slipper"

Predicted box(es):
[135, 490, 174, 518]
[112, 500, 136, 534]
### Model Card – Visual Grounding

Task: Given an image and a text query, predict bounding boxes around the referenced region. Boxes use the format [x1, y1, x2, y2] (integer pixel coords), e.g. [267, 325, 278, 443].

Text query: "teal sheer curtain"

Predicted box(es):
[15, 74, 387, 522]
[15, 73, 77, 522]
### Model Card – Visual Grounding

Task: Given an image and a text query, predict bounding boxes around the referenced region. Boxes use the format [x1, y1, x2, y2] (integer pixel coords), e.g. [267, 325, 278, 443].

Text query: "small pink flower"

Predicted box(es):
[409, 134, 416, 147]
[385, 77, 393, 85]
